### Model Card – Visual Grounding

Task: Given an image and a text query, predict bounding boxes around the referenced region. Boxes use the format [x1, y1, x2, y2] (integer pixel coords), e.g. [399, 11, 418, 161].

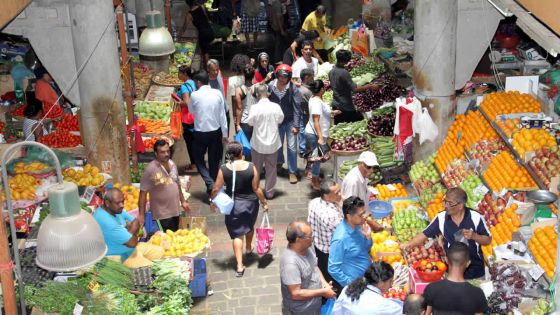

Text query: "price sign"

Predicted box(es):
[386, 184, 397, 191]
[528, 264, 545, 281]
[73, 303, 83, 315]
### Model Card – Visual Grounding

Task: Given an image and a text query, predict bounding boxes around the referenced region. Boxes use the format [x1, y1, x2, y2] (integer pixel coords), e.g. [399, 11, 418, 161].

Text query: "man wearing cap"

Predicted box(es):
[269, 64, 302, 184]
[341, 151, 379, 203]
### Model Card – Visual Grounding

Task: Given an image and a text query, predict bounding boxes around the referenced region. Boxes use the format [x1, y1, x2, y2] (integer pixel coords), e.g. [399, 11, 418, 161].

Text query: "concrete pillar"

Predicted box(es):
[412, 0, 458, 161]
[69, 0, 131, 183]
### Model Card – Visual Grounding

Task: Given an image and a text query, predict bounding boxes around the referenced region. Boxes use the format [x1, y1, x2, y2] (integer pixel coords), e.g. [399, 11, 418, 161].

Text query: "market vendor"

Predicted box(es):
[23, 94, 51, 142]
[341, 151, 384, 232]
[93, 188, 140, 261]
[34, 67, 68, 114]
[401, 187, 492, 279]
[138, 140, 191, 231]
[329, 49, 379, 124]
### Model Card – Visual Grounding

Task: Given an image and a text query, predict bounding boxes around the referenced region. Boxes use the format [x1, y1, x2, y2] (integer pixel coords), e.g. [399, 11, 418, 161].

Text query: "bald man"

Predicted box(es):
[93, 188, 140, 260]
[280, 221, 336, 315]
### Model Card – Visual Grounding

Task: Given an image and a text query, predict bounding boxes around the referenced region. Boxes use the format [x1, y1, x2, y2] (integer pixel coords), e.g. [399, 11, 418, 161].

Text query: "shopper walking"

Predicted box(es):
[235, 65, 258, 140]
[268, 0, 289, 63]
[239, 0, 261, 50]
[291, 41, 319, 86]
[304, 80, 338, 189]
[268, 64, 302, 184]
[181, 0, 215, 65]
[138, 140, 191, 231]
[253, 52, 275, 84]
[228, 54, 252, 130]
[210, 141, 269, 277]
[207, 59, 231, 135]
[333, 262, 403, 315]
[329, 49, 378, 124]
[177, 65, 197, 173]
[281, 220, 337, 315]
[423, 242, 489, 314]
[298, 68, 314, 165]
[247, 84, 284, 199]
[328, 196, 373, 288]
[189, 70, 228, 195]
[307, 179, 343, 294]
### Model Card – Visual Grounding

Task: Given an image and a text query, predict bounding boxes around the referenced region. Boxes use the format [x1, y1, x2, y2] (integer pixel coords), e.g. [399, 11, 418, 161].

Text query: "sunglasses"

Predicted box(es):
[444, 199, 461, 207]
[365, 165, 374, 170]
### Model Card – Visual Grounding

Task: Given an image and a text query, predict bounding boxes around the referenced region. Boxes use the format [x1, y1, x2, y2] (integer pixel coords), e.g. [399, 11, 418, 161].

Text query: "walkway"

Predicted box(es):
[186, 163, 333, 315]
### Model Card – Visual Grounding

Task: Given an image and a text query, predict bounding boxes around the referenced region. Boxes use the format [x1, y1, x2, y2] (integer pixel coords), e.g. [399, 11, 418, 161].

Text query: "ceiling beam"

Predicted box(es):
[0, 0, 32, 30]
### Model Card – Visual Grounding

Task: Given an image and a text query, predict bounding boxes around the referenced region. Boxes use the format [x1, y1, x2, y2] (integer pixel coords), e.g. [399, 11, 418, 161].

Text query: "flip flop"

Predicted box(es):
[235, 267, 246, 277]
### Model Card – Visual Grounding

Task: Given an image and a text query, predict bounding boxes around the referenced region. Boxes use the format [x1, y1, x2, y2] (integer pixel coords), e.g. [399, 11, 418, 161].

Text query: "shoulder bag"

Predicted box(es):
[212, 162, 237, 215]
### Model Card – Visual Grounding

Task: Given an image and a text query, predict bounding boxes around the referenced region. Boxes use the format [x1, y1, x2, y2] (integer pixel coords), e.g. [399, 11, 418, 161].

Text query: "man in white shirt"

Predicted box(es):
[189, 70, 228, 195]
[341, 151, 379, 203]
[248, 84, 284, 199]
[207, 59, 231, 136]
[291, 41, 319, 86]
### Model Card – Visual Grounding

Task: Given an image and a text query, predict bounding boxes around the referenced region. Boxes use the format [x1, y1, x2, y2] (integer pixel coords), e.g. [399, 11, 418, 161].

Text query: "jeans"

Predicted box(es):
[304, 133, 321, 177]
[192, 129, 223, 194]
[182, 123, 195, 164]
[277, 120, 298, 174]
[298, 117, 307, 155]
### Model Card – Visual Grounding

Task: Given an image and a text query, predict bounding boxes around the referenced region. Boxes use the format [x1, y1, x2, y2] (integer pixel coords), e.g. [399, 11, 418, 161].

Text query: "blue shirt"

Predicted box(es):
[177, 79, 196, 99]
[423, 209, 491, 279]
[93, 207, 136, 261]
[333, 285, 403, 315]
[328, 220, 373, 287]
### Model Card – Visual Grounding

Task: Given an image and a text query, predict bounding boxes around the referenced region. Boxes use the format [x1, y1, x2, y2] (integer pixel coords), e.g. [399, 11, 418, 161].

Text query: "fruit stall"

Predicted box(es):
[359, 89, 559, 314]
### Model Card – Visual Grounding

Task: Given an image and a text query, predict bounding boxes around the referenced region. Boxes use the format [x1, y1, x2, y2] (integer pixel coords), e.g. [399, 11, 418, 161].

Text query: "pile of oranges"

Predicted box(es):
[375, 183, 408, 201]
[482, 151, 537, 191]
[426, 192, 445, 220]
[435, 115, 465, 173]
[511, 128, 556, 156]
[461, 111, 498, 148]
[528, 226, 556, 278]
[482, 204, 521, 258]
[495, 118, 520, 138]
[480, 91, 542, 120]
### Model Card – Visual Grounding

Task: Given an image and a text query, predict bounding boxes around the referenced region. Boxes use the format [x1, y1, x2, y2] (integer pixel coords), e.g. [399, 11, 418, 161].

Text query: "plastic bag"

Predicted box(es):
[233, 129, 251, 157]
[321, 299, 335, 315]
[418, 108, 438, 144]
[256, 213, 274, 255]
[170, 111, 183, 140]
[351, 27, 369, 57]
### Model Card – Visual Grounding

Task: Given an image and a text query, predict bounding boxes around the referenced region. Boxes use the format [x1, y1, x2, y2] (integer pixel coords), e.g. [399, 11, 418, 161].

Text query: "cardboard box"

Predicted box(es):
[516, 0, 560, 36]
[408, 268, 440, 294]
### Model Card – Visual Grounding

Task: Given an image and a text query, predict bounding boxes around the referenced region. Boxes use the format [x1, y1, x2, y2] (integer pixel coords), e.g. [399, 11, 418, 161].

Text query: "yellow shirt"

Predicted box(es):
[301, 12, 327, 49]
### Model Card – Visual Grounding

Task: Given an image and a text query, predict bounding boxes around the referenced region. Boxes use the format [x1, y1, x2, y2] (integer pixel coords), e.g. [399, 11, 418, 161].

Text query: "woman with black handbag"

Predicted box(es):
[304, 80, 340, 190]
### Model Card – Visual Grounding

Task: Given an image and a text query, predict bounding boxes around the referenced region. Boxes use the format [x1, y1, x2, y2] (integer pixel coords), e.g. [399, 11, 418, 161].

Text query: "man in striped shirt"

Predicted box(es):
[307, 179, 343, 293]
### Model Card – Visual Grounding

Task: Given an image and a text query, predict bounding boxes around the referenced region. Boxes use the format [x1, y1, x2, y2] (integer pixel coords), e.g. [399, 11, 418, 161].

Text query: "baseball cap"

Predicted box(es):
[358, 151, 379, 167]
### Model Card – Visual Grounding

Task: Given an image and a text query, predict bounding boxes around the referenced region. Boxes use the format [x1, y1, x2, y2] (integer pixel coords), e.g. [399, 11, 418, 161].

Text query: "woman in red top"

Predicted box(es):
[34, 67, 64, 119]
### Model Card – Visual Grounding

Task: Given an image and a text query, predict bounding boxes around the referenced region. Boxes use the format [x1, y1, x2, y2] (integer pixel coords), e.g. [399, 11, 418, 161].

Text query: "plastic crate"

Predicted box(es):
[189, 258, 207, 297]
[368, 200, 393, 219]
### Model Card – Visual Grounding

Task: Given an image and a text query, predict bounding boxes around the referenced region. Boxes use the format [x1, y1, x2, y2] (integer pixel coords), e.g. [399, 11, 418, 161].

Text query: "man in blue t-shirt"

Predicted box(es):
[93, 188, 140, 261]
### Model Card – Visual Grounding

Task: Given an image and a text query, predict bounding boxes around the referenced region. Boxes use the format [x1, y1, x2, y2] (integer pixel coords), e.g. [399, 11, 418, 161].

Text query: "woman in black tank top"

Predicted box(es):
[181, 0, 215, 64]
[210, 142, 269, 277]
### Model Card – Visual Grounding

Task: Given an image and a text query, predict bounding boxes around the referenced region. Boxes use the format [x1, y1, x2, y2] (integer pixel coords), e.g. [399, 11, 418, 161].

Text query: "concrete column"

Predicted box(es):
[412, 0, 458, 161]
[69, 0, 131, 183]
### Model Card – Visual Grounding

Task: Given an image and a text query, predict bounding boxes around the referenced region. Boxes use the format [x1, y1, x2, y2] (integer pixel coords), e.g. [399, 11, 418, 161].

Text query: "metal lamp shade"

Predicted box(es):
[36, 182, 107, 272]
[138, 10, 175, 57]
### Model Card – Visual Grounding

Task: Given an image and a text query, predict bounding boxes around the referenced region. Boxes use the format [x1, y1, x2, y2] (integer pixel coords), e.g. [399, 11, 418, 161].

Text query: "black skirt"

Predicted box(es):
[225, 197, 259, 239]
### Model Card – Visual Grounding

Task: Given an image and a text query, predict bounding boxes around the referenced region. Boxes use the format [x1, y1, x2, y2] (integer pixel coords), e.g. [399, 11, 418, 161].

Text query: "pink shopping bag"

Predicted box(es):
[256, 213, 274, 255]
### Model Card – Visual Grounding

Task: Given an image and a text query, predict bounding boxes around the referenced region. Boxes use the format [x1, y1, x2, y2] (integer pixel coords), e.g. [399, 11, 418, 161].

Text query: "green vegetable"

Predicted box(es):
[130, 163, 147, 183]
[134, 101, 172, 123]
[24, 281, 88, 315]
[350, 60, 385, 78]
[92, 285, 141, 315]
[142, 259, 193, 314]
[329, 120, 368, 141]
[83, 258, 134, 289]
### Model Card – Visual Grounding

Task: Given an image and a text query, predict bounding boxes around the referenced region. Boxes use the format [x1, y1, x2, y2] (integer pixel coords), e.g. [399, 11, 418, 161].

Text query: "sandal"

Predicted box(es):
[245, 247, 254, 255]
[235, 267, 246, 277]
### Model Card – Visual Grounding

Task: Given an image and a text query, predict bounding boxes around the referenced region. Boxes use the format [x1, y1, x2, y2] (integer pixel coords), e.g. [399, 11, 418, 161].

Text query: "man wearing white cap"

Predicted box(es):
[341, 151, 385, 234]
[341, 151, 379, 203]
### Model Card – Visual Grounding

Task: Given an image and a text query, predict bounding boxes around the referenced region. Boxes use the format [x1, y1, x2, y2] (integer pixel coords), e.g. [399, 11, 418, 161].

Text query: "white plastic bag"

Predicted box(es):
[418, 108, 438, 144]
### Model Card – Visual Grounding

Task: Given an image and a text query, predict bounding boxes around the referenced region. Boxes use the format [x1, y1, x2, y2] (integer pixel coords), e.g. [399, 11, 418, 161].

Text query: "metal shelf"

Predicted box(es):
[479, 108, 547, 190]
